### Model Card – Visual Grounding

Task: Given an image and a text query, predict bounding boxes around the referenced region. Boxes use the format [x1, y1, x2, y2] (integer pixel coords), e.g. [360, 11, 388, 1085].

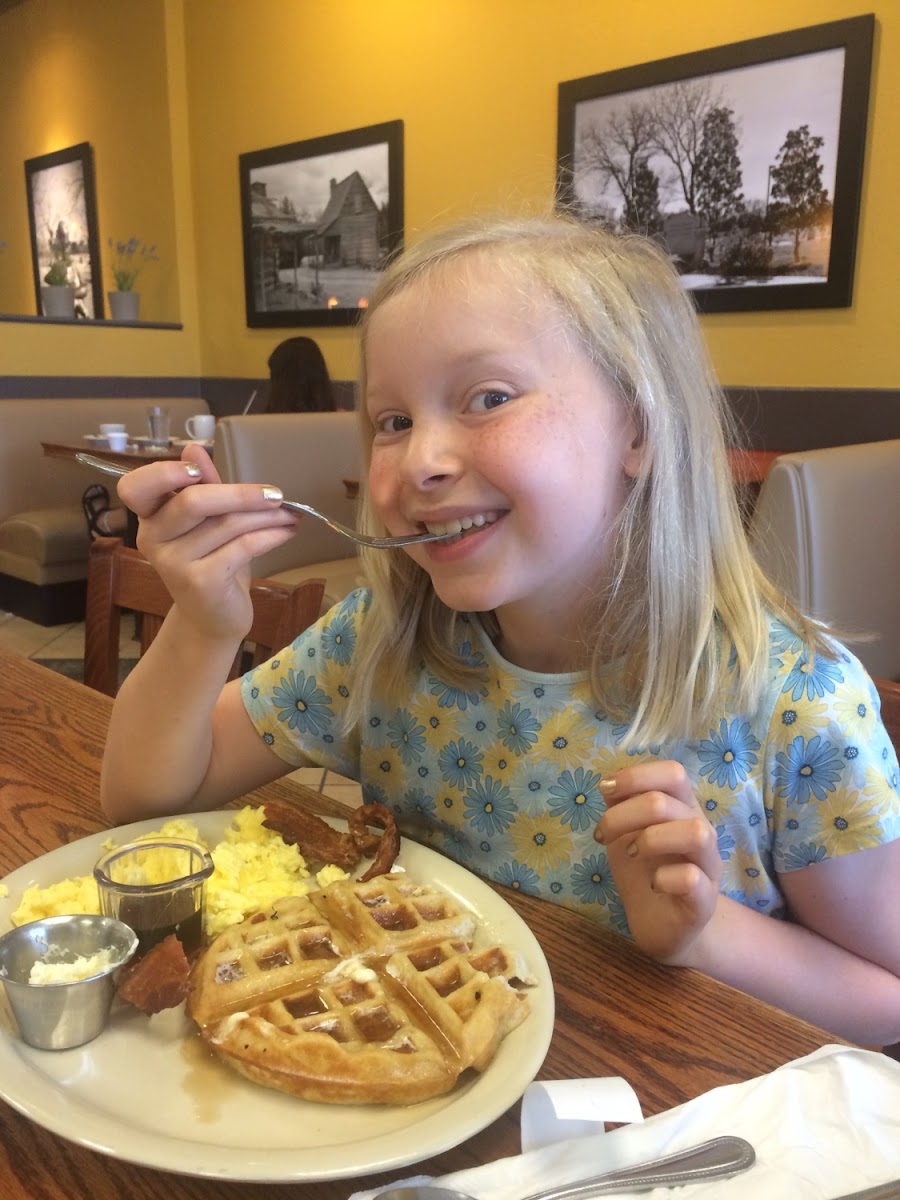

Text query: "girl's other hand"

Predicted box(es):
[115, 445, 299, 642]
[595, 761, 723, 965]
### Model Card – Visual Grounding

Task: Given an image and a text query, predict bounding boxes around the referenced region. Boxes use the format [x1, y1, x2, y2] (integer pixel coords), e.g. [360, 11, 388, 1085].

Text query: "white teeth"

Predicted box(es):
[423, 511, 500, 537]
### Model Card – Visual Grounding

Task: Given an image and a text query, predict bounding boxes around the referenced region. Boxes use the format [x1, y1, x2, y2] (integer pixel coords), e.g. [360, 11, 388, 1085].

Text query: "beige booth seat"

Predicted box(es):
[749, 439, 900, 681]
[0, 396, 208, 624]
[214, 412, 364, 614]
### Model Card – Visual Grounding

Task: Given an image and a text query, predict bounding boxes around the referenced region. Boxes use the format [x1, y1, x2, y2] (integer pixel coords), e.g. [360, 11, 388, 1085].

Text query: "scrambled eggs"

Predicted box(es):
[10, 806, 349, 938]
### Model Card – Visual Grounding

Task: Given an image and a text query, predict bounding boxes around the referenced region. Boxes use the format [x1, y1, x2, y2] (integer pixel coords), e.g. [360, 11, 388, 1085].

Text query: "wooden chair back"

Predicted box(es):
[83, 537, 325, 696]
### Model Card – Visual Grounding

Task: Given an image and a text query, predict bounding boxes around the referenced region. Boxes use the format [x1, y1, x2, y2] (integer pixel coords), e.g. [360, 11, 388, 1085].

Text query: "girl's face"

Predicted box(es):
[364, 258, 641, 669]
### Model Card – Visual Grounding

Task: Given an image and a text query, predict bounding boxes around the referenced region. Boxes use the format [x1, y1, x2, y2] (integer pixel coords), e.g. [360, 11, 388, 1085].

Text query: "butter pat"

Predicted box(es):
[323, 955, 377, 985]
[28, 946, 119, 985]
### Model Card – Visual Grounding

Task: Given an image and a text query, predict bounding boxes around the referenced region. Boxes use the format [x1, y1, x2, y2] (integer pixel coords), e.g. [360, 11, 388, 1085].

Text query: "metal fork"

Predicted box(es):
[74, 453, 450, 549]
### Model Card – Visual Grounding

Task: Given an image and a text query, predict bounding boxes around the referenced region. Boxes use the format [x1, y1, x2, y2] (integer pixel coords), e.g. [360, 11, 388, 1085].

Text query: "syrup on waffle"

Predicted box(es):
[189, 874, 533, 1105]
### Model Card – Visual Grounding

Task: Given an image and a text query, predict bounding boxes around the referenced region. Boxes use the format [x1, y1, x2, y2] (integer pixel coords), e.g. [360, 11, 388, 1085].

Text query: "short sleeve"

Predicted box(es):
[240, 589, 369, 778]
[763, 636, 900, 874]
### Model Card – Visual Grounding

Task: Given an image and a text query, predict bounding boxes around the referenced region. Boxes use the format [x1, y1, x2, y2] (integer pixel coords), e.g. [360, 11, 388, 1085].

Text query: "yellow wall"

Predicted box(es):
[0, 0, 200, 378]
[183, 0, 898, 388]
[2, 0, 898, 391]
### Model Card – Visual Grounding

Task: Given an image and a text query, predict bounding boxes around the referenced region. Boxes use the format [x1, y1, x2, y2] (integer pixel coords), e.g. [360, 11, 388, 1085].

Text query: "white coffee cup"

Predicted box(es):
[106, 431, 129, 451]
[185, 414, 215, 441]
[100, 423, 126, 435]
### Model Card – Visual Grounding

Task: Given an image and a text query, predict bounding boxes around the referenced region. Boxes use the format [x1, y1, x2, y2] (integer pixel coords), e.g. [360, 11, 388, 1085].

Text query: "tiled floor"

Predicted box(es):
[0, 610, 363, 809]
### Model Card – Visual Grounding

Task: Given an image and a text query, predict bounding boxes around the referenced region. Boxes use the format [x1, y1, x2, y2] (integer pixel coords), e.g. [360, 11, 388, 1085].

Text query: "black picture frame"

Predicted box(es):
[557, 15, 874, 313]
[239, 120, 404, 328]
[25, 141, 104, 319]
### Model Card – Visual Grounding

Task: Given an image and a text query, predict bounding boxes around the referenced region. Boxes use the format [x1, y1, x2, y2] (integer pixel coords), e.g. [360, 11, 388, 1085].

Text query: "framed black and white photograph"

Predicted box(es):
[25, 141, 104, 319]
[239, 120, 404, 328]
[557, 15, 874, 313]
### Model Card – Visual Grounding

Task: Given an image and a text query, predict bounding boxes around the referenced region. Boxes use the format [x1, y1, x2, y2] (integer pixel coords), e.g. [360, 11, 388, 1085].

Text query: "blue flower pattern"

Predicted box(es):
[242, 591, 900, 934]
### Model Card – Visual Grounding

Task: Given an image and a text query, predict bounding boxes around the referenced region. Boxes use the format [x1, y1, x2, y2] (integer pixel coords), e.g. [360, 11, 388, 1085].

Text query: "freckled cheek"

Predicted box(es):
[366, 454, 397, 517]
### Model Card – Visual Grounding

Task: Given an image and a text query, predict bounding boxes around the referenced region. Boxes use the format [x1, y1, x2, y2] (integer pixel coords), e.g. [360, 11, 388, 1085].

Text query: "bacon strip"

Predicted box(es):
[262, 800, 400, 879]
[262, 800, 361, 868]
[350, 804, 401, 881]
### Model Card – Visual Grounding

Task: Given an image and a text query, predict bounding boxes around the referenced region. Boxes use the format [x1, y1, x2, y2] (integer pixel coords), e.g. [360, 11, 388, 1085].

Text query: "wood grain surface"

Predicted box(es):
[0, 647, 840, 1199]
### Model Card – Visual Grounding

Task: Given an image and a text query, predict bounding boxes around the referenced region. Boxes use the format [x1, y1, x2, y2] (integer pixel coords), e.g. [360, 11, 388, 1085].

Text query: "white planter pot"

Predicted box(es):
[108, 290, 140, 321]
[41, 285, 75, 319]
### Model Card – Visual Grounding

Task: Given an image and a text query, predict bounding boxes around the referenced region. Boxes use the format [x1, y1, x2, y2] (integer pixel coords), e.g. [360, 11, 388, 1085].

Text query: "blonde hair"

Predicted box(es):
[348, 212, 827, 743]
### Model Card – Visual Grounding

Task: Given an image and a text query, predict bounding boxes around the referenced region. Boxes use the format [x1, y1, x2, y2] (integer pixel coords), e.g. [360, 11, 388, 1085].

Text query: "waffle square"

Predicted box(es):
[310, 872, 478, 954]
[187, 894, 352, 1028]
[206, 969, 458, 1105]
[386, 941, 533, 1071]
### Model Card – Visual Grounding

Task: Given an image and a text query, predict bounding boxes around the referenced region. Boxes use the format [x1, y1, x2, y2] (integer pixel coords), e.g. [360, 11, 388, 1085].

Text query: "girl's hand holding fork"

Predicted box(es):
[115, 445, 298, 643]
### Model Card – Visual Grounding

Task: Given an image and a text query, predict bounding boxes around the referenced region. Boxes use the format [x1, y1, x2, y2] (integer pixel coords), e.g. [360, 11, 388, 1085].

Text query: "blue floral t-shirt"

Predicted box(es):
[241, 589, 900, 935]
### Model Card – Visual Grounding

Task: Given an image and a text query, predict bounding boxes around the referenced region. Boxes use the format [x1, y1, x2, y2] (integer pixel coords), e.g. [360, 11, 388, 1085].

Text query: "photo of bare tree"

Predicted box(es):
[239, 121, 404, 328]
[557, 16, 874, 312]
[25, 142, 103, 319]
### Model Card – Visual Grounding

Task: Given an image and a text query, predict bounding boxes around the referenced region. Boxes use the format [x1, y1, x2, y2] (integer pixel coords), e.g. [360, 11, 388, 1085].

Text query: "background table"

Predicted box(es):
[0, 648, 842, 1200]
[42, 440, 188, 468]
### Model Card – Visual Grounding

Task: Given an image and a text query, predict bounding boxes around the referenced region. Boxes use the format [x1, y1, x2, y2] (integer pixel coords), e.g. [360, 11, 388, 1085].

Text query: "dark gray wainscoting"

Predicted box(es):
[725, 387, 900, 451]
[0, 376, 357, 414]
[1, 378, 894, 446]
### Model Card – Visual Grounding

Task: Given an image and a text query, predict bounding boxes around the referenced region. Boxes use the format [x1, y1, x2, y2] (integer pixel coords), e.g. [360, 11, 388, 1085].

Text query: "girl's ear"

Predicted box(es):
[622, 420, 646, 480]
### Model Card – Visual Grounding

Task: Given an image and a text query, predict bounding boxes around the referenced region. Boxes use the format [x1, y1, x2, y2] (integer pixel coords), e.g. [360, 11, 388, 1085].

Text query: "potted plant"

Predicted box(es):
[107, 236, 158, 321]
[41, 242, 76, 319]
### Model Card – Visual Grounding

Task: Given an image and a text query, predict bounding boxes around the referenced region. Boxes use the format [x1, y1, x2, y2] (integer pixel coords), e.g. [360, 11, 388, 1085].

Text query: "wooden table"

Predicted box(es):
[42, 440, 194, 468]
[0, 647, 841, 1199]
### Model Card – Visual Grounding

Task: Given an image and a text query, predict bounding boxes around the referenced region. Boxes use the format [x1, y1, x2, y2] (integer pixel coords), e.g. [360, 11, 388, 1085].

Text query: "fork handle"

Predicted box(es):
[75, 453, 131, 479]
[519, 1136, 755, 1200]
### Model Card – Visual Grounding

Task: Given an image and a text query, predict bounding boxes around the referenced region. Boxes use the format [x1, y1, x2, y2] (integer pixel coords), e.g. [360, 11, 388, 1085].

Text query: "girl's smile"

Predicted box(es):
[364, 258, 641, 670]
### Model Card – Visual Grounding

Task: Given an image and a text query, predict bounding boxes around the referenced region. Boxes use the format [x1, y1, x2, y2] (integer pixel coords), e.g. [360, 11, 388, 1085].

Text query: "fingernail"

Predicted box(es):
[599, 776, 617, 795]
[594, 824, 605, 845]
[626, 840, 638, 858]
[184, 463, 202, 478]
[263, 486, 283, 503]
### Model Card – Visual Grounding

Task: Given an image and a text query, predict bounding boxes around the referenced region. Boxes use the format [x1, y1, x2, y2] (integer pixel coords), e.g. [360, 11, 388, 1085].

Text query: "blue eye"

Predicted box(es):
[377, 414, 412, 433]
[470, 390, 510, 413]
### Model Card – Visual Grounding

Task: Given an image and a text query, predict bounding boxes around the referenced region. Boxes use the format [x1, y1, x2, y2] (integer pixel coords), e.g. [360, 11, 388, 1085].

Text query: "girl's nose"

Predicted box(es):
[402, 424, 461, 489]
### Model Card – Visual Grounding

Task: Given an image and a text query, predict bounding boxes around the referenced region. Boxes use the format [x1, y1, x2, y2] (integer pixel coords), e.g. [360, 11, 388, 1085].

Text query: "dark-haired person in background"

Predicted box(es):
[264, 336, 336, 414]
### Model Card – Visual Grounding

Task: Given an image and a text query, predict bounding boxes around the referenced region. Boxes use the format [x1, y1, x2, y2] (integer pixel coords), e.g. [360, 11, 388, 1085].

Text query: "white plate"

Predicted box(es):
[82, 433, 109, 444]
[0, 812, 553, 1182]
[170, 437, 214, 448]
[131, 434, 172, 446]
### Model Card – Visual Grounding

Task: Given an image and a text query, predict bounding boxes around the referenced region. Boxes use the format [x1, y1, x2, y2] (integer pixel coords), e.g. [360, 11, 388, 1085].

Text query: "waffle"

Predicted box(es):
[189, 874, 533, 1105]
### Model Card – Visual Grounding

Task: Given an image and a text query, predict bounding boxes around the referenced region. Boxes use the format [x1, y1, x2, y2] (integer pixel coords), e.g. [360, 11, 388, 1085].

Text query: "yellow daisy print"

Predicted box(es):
[508, 814, 573, 874]
[834, 693, 877, 741]
[360, 741, 404, 788]
[860, 766, 899, 813]
[812, 789, 883, 856]
[535, 712, 597, 771]
[419, 706, 464, 751]
[729, 847, 770, 899]
[481, 742, 515, 781]
[696, 775, 742, 821]
[771, 693, 831, 742]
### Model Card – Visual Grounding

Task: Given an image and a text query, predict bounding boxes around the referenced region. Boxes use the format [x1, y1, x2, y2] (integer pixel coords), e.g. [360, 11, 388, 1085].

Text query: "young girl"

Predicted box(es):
[104, 214, 900, 1046]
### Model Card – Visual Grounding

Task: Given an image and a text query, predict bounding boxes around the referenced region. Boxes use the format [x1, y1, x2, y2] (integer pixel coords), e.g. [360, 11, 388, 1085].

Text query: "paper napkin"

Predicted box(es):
[348, 1045, 900, 1199]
